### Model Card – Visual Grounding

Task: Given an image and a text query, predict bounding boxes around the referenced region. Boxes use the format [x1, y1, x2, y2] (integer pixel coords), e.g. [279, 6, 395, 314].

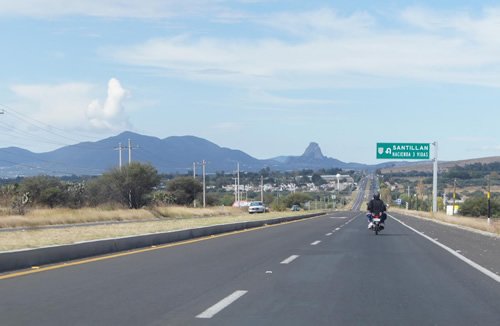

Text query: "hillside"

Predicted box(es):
[0, 132, 367, 177]
[380, 156, 500, 174]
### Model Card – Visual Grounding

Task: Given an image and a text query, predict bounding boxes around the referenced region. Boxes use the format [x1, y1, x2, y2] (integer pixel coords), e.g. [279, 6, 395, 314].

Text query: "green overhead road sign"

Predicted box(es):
[377, 143, 430, 160]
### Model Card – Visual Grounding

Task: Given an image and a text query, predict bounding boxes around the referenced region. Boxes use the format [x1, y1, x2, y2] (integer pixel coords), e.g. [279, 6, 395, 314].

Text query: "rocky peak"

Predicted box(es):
[301, 142, 325, 160]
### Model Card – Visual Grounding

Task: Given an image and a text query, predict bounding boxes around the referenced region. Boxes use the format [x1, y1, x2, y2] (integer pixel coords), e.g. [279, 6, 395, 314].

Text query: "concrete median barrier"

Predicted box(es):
[0, 212, 324, 274]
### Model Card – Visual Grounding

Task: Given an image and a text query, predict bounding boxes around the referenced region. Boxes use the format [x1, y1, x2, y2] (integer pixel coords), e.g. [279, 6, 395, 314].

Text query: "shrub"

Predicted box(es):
[85, 163, 160, 209]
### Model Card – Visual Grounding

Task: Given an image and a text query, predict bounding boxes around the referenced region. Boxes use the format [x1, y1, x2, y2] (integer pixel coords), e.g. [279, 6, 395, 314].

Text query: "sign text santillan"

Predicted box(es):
[376, 143, 430, 160]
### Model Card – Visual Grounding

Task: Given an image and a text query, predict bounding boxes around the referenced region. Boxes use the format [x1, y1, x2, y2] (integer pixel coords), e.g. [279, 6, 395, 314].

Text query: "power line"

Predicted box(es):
[0, 103, 103, 143]
[0, 148, 103, 174]
[0, 157, 102, 176]
[0, 104, 111, 151]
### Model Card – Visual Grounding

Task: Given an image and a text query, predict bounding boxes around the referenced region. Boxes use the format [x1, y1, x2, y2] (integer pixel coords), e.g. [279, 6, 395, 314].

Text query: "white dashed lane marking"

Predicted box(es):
[196, 290, 248, 319]
[281, 255, 300, 264]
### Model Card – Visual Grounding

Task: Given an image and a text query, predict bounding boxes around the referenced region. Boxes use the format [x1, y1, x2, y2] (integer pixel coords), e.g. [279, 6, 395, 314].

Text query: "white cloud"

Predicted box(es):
[257, 8, 375, 37]
[10, 78, 131, 133]
[105, 7, 500, 89]
[10, 82, 93, 126]
[85, 78, 131, 131]
[401, 6, 500, 46]
[0, 0, 226, 18]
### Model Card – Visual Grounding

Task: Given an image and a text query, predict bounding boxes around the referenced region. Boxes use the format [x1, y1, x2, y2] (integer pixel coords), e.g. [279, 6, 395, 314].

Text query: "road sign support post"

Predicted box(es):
[432, 141, 438, 214]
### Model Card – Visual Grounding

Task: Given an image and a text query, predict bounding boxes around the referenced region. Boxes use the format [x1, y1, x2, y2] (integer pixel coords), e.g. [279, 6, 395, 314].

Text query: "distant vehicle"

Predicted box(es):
[248, 201, 266, 214]
[291, 204, 301, 211]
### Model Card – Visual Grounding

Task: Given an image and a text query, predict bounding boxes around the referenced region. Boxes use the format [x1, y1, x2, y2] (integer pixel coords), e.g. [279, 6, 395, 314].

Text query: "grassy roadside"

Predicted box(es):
[0, 206, 242, 229]
[390, 207, 500, 235]
[0, 206, 323, 252]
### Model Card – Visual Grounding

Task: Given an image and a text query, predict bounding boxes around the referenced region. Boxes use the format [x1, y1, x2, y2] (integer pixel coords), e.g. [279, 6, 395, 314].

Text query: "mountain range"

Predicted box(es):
[0, 131, 399, 177]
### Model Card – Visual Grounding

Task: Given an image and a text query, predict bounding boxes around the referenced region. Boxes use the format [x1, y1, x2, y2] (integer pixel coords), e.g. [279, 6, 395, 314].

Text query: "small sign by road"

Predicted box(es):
[377, 143, 430, 160]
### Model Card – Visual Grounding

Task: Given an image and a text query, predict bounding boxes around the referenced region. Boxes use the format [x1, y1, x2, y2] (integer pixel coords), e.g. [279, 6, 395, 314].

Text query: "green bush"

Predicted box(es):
[86, 163, 160, 209]
[20, 176, 66, 208]
[167, 176, 203, 206]
[283, 192, 313, 208]
[459, 196, 500, 217]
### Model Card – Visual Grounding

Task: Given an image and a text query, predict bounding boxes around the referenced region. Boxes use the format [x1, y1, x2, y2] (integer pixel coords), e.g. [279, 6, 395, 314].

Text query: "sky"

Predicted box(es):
[1, 0, 500, 165]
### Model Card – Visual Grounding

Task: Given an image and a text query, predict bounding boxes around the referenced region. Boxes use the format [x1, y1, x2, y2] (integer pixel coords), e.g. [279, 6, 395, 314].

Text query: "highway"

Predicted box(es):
[350, 176, 368, 211]
[1, 209, 499, 325]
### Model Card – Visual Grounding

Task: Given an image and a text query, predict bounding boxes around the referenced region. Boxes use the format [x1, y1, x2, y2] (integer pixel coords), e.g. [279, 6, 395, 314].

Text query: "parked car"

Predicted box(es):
[291, 204, 301, 211]
[248, 201, 266, 214]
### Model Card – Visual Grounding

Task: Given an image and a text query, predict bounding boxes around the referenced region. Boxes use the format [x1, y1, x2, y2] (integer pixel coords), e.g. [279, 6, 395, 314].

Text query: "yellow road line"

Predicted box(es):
[0, 214, 326, 280]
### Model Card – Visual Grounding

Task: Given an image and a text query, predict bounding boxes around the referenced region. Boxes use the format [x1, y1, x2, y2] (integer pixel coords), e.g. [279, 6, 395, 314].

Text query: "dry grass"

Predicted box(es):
[0, 206, 245, 229]
[0, 207, 317, 251]
[390, 208, 500, 235]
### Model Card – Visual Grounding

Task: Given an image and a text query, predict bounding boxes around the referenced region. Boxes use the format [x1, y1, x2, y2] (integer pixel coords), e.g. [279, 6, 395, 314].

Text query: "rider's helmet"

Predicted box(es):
[373, 192, 380, 200]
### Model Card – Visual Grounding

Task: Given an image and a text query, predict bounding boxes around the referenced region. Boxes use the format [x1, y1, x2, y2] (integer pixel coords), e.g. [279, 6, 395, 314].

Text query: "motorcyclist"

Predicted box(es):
[366, 192, 387, 229]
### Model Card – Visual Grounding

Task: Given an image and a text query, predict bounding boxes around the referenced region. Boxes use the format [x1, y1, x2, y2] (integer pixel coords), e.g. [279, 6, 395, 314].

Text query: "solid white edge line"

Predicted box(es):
[311, 240, 321, 246]
[390, 215, 500, 283]
[281, 255, 300, 264]
[196, 290, 248, 319]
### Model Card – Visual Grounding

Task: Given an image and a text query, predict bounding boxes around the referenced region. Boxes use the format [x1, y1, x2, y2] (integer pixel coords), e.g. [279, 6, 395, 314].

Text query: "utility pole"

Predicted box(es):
[128, 139, 132, 164]
[127, 138, 139, 164]
[233, 177, 238, 204]
[202, 160, 206, 208]
[260, 175, 264, 202]
[336, 173, 340, 192]
[114, 142, 126, 169]
[237, 162, 240, 207]
[488, 175, 491, 225]
[192, 162, 198, 207]
[452, 178, 456, 216]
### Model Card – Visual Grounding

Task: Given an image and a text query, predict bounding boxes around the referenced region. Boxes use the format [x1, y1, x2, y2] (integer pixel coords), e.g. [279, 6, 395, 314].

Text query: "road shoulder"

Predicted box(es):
[389, 212, 500, 278]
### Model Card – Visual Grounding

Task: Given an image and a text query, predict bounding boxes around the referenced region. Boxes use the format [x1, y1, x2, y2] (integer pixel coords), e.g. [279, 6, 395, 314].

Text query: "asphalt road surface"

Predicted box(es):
[1, 210, 499, 325]
[351, 177, 368, 211]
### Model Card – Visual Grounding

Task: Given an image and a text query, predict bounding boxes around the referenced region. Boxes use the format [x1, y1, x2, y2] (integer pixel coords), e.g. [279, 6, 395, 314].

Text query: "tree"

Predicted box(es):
[283, 192, 313, 208]
[270, 198, 286, 211]
[459, 196, 487, 217]
[168, 176, 203, 205]
[417, 178, 425, 198]
[0, 183, 18, 207]
[219, 193, 236, 206]
[459, 195, 500, 217]
[311, 173, 326, 186]
[380, 187, 392, 205]
[151, 191, 176, 206]
[89, 163, 160, 209]
[20, 175, 66, 208]
[66, 182, 86, 208]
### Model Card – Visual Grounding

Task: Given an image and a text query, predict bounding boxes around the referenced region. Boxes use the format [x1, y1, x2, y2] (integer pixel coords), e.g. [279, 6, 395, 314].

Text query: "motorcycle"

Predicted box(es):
[370, 213, 384, 235]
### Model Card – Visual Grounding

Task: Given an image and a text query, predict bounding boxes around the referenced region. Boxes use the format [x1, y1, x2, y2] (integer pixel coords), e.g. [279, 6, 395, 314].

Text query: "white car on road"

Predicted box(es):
[248, 201, 266, 214]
